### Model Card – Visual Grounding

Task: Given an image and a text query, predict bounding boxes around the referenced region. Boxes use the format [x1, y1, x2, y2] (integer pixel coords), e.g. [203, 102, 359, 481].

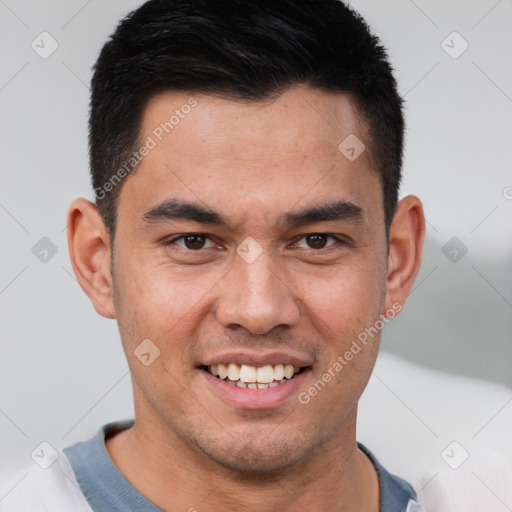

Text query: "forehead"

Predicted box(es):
[142, 86, 368, 164]
[116, 86, 382, 231]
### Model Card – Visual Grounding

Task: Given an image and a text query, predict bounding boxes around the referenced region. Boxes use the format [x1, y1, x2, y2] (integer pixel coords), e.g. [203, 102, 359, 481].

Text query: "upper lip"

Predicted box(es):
[199, 351, 314, 368]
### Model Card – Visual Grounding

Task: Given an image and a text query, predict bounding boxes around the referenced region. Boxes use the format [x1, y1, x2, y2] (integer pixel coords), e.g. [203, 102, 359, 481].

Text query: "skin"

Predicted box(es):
[67, 86, 425, 511]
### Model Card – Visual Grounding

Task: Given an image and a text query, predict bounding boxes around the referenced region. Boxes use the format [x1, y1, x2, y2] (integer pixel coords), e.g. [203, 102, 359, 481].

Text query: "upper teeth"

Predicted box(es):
[210, 363, 300, 383]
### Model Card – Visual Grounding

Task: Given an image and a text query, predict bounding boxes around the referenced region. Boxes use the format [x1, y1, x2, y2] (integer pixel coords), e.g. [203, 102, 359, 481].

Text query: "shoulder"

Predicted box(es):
[0, 452, 92, 512]
[358, 352, 512, 511]
[358, 441, 419, 512]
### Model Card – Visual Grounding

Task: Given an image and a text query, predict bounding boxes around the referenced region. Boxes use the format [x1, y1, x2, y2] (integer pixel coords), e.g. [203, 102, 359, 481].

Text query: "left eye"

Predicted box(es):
[168, 234, 218, 251]
[166, 233, 341, 251]
[294, 233, 340, 250]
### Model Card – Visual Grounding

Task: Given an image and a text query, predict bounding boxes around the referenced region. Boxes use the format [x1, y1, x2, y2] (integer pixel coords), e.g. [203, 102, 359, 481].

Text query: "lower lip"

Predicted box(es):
[199, 368, 311, 410]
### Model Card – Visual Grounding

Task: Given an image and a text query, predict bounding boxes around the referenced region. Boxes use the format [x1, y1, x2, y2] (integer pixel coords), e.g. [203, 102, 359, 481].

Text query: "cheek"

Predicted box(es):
[299, 258, 386, 340]
[298, 267, 383, 416]
[120, 261, 201, 322]
[114, 261, 225, 367]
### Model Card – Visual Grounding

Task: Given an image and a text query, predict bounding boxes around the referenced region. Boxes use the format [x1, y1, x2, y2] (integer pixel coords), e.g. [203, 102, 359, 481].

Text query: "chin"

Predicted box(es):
[192, 432, 319, 476]
[209, 448, 304, 475]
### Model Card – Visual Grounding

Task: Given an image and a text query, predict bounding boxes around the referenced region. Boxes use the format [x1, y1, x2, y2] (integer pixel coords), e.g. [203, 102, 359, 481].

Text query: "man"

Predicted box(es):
[2, 0, 425, 510]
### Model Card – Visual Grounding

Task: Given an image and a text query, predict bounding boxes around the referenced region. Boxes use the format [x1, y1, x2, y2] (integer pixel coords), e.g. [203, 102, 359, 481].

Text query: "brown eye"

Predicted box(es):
[305, 234, 329, 249]
[292, 233, 347, 253]
[166, 234, 217, 251]
[182, 234, 207, 250]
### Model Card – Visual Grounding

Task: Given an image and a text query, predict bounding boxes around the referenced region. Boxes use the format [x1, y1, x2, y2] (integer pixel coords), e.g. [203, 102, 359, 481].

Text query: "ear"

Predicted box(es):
[66, 198, 116, 319]
[384, 195, 425, 314]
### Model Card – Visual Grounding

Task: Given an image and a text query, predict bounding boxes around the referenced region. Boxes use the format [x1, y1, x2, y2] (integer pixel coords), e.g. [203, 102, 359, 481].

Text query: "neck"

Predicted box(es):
[106, 409, 379, 512]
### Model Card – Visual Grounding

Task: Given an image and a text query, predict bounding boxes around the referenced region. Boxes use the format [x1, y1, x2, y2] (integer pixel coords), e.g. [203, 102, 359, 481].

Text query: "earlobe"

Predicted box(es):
[66, 198, 116, 319]
[384, 195, 426, 314]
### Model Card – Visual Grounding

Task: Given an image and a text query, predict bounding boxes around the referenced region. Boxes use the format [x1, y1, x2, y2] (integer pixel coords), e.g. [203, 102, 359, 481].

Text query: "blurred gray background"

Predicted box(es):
[1, 0, 511, 479]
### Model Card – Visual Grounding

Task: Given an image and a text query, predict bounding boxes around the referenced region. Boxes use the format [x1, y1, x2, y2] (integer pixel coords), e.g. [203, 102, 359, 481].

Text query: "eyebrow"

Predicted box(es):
[140, 198, 364, 230]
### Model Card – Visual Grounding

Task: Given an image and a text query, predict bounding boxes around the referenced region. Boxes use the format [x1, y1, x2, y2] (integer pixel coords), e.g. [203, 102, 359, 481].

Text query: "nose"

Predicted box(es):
[214, 248, 301, 335]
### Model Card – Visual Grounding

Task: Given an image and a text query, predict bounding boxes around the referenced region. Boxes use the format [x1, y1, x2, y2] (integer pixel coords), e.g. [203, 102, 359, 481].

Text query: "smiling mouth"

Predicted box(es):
[203, 363, 307, 389]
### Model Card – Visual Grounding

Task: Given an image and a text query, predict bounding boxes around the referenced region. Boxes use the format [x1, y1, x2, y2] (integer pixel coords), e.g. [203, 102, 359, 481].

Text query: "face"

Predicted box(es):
[109, 87, 390, 473]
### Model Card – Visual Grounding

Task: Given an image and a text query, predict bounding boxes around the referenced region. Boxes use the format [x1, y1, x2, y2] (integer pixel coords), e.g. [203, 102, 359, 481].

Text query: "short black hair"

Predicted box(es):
[90, 0, 404, 240]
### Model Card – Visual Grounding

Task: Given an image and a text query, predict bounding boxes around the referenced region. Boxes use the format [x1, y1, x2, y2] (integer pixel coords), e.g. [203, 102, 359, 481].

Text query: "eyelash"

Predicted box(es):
[164, 233, 347, 253]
